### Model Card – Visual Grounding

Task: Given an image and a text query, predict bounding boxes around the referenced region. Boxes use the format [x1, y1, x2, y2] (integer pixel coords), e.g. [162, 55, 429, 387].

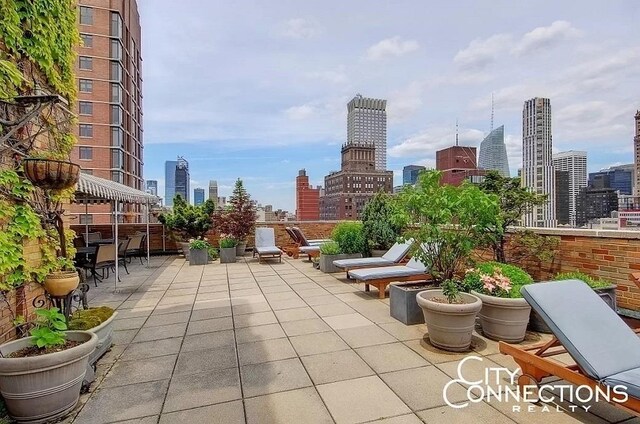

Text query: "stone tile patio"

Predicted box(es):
[64, 255, 639, 424]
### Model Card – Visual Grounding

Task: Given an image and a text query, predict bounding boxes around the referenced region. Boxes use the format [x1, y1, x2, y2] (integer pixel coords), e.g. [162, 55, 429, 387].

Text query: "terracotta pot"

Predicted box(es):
[471, 291, 531, 343]
[44, 271, 80, 297]
[416, 289, 482, 352]
[22, 158, 80, 190]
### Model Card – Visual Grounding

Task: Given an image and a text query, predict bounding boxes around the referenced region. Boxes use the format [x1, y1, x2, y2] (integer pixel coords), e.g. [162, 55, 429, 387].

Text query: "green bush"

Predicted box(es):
[208, 247, 219, 260]
[219, 237, 237, 248]
[555, 271, 612, 290]
[361, 193, 402, 252]
[189, 239, 211, 250]
[463, 262, 533, 298]
[331, 221, 365, 255]
[320, 241, 341, 255]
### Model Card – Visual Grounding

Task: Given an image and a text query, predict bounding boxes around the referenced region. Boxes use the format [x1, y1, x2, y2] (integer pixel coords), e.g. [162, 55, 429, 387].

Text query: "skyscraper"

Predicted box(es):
[194, 188, 205, 205]
[555, 170, 570, 225]
[71, 0, 143, 223]
[403, 165, 426, 185]
[145, 180, 158, 196]
[522, 97, 556, 227]
[164, 160, 177, 207]
[208, 180, 218, 207]
[347, 94, 387, 170]
[174, 157, 190, 202]
[478, 125, 510, 177]
[296, 169, 320, 220]
[553, 151, 587, 227]
[589, 164, 635, 195]
[634, 111, 640, 195]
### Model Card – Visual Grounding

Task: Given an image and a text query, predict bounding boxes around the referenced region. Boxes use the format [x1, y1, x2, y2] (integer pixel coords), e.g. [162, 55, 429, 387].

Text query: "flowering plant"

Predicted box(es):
[462, 261, 532, 299]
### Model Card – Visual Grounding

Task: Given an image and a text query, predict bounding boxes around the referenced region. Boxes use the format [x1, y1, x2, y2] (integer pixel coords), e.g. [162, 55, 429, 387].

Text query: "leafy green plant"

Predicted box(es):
[212, 179, 256, 242]
[393, 171, 501, 283]
[331, 221, 365, 255]
[189, 239, 211, 250]
[68, 306, 114, 331]
[555, 271, 612, 290]
[208, 247, 219, 260]
[219, 237, 237, 248]
[361, 192, 403, 252]
[29, 308, 67, 348]
[463, 262, 533, 298]
[319, 241, 341, 255]
[159, 195, 215, 240]
[441, 280, 461, 304]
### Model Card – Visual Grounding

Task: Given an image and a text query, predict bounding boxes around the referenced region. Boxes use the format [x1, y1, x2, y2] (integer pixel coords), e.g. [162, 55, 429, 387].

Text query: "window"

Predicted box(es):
[79, 101, 93, 115]
[110, 61, 122, 82]
[110, 12, 122, 38]
[80, 33, 93, 48]
[79, 56, 92, 70]
[110, 105, 123, 125]
[79, 124, 93, 138]
[80, 169, 93, 175]
[111, 171, 123, 183]
[111, 149, 124, 168]
[110, 83, 121, 103]
[79, 6, 93, 25]
[79, 214, 93, 225]
[79, 79, 92, 92]
[111, 127, 123, 147]
[79, 147, 92, 160]
[110, 40, 121, 60]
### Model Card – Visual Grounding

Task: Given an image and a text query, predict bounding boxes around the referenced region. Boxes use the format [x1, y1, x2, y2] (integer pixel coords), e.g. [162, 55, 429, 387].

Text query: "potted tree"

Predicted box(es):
[0, 308, 97, 423]
[361, 192, 402, 256]
[319, 222, 365, 273]
[463, 262, 533, 342]
[219, 236, 237, 264]
[394, 171, 500, 351]
[213, 179, 256, 256]
[189, 239, 211, 266]
[158, 195, 215, 260]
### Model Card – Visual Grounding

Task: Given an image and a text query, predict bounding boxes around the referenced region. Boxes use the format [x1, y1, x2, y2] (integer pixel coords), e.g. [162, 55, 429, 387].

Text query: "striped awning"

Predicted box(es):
[75, 173, 160, 205]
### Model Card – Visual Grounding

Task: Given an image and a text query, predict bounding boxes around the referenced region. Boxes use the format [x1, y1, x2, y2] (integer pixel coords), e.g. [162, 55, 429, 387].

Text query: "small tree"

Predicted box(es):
[212, 179, 256, 242]
[361, 192, 403, 253]
[478, 171, 551, 263]
[158, 194, 215, 240]
[393, 171, 501, 283]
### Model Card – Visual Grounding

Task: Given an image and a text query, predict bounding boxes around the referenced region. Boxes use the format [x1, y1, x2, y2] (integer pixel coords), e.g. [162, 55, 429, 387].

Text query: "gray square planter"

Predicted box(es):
[189, 248, 209, 265]
[390, 281, 434, 325]
[220, 247, 237, 264]
[320, 253, 362, 273]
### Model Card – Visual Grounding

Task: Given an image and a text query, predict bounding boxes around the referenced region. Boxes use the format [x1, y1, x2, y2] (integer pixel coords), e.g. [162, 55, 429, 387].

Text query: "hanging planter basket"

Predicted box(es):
[22, 158, 80, 190]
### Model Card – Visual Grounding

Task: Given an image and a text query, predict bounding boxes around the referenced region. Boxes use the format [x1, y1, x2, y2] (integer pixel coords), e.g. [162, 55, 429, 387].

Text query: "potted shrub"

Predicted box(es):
[0, 308, 97, 423]
[213, 179, 256, 256]
[361, 192, 402, 256]
[319, 222, 364, 273]
[189, 238, 211, 266]
[219, 236, 237, 264]
[158, 195, 215, 260]
[463, 262, 533, 342]
[389, 281, 436, 325]
[394, 171, 501, 351]
[68, 306, 117, 366]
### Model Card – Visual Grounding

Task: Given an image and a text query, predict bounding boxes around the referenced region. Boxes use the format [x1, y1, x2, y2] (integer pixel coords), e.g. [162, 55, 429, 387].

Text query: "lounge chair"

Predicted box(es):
[291, 227, 331, 246]
[333, 241, 413, 277]
[253, 228, 282, 263]
[282, 227, 324, 260]
[500, 279, 640, 413]
[346, 257, 429, 299]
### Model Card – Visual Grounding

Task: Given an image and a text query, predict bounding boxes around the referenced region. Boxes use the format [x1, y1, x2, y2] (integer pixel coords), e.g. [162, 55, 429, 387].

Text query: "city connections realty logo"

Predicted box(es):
[443, 356, 629, 413]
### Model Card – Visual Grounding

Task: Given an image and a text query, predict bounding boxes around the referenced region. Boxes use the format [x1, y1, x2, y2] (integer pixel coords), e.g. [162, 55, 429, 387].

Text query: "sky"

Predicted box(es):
[139, 0, 640, 211]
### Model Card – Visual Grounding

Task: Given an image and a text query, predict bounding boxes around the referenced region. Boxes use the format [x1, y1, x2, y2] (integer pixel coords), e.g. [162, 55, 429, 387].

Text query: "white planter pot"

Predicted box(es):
[471, 291, 531, 343]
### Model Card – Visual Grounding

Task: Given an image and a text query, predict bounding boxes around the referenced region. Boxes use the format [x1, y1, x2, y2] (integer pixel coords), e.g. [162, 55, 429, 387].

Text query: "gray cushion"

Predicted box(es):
[256, 246, 281, 255]
[299, 246, 320, 253]
[603, 368, 640, 399]
[333, 257, 394, 269]
[255, 228, 276, 248]
[348, 260, 426, 281]
[381, 241, 412, 262]
[521, 280, 640, 380]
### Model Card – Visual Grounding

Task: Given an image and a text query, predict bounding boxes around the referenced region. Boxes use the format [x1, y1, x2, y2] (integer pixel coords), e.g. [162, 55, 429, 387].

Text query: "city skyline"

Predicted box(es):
[139, 1, 639, 211]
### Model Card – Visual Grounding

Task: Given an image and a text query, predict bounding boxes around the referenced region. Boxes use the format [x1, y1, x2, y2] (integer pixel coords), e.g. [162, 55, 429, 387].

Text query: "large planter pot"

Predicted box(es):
[236, 241, 247, 256]
[0, 331, 98, 423]
[416, 289, 482, 352]
[390, 282, 435, 325]
[320, 253, 362, 273]
[22, 158, 80, 190]
[178, 242, 191, 260]
[471, 291, 531, 343]
[44, 271, 79, 297]
[220, 247, 236, 264]
[189, 248, 209, 265]
[370, 249, 387, 258]
[87, 311, 118, 366]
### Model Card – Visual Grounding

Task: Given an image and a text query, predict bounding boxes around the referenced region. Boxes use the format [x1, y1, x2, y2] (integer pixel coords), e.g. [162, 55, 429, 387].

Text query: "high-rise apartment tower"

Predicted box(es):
[553, 151, 587, 227]
[174, 157, 190, 202]
[347, 94, 387, 170]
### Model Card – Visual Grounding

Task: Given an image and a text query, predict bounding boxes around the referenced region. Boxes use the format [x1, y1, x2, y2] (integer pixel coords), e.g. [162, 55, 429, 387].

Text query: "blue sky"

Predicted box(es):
[139, 0, 640, 211]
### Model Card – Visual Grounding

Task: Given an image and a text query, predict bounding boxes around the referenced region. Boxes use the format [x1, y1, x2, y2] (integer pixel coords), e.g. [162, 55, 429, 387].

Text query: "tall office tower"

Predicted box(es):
[552, 151, 587, 227]
[145, 180, 158, 196]
[295, 169, 320, 220]
[164, 160, 177, 206]
[555, 170, 570, 225]
[208, 180, 218, 207]
[347, 94, 387, 170]
[634, 111, 640, 195]
[403, 165, 426, 185]
[478, 125, 510, 177]
[589, 164, 635, 195]
[194, 188, 205, 205]
[522, 97, 556, 227]
[576, 187, 619, 227]
[71, 0, 143, 223]
[174, 157, 190, 202]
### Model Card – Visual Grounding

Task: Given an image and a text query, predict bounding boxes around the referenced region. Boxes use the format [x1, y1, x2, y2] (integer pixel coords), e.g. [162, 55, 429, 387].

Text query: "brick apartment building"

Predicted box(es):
[319, 143, 393, 220]
[436, 145, 485, 186]
[70, 0, 143, 223]
[295, 169, 320, 220]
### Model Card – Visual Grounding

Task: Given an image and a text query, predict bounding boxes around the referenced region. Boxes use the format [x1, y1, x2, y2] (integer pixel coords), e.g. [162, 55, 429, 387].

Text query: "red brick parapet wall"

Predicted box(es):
[69, 222, 640, 314]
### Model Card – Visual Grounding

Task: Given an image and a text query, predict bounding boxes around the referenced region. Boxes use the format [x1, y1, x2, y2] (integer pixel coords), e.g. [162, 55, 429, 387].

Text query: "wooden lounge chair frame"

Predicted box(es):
[253, 247, 283, 263]
[356, 273, 428, 299]
[499, 330, 640, 415]
[281, 227, 320, 261]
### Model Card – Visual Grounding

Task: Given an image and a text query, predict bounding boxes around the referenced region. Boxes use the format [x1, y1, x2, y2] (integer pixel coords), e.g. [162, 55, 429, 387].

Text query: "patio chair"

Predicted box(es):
[333, 240, 413, 278]
[499, 280, 640, 413]
[87, 232, 102, 243]
[347, 256, 429, 299]
[117, 238, 131, 275]
[125, 234, 145, 265]
[281, 227, 321, 260]
[291, 227, 330, 246]
[253, 228, 282, 263]
[80, 243, 117, 286]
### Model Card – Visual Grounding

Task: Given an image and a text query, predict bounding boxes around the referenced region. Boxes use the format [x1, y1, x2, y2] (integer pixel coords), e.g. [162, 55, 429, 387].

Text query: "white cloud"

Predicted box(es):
[279, 18, 321, 39]
[306, 67, 349, 84]
[284, 104, 316, 120]
[389, 126, 485, 158]
[366, 36, 419, 60]
[512, 20, 582, 56]
[454, 34, 512, 70]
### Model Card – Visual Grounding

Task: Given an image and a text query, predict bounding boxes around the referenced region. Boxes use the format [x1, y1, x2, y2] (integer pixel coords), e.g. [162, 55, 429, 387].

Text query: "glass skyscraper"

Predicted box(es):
[478, 125, 510, 177]
[164, 160, 177, 207]
[403, 165, 425, 185]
